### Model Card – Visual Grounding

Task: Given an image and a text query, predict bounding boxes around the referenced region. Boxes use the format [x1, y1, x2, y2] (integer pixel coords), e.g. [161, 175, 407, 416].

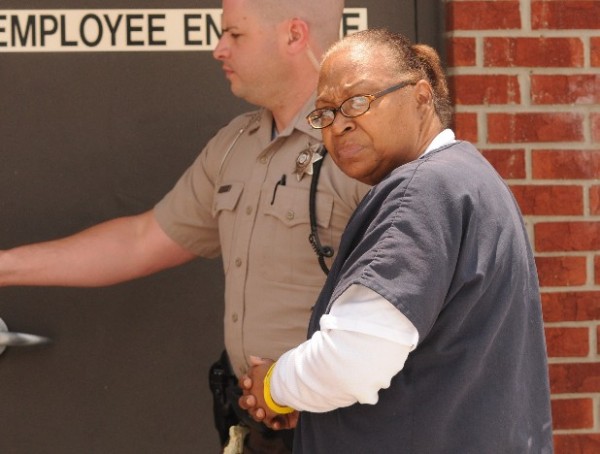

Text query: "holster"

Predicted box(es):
[209, 351, 240, 445]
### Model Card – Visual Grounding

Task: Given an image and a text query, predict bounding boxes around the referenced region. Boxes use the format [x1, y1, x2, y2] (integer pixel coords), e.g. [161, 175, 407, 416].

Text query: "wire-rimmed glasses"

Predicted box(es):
[306, 80, 417, 129]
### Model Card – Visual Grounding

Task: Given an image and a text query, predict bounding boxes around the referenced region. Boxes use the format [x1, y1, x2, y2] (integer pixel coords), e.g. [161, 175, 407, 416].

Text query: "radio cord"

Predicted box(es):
[309, 147, 334, 275]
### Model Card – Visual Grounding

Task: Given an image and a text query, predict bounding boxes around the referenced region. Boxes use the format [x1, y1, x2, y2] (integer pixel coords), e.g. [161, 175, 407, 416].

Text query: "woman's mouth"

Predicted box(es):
[334, 142, 363, 161]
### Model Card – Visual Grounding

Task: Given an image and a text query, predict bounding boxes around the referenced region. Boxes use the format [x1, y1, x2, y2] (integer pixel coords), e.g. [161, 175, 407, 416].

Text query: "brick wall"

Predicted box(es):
[444, 0, 600, 452]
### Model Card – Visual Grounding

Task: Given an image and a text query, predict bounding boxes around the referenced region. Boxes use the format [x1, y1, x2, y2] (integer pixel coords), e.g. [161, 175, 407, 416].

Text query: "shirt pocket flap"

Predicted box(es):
[212, 182, 244, 217]
[263, 185, 333, 228]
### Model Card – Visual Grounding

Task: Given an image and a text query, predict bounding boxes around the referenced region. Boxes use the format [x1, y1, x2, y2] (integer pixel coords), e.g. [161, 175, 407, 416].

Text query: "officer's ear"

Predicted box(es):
[286, 18, 310, 53]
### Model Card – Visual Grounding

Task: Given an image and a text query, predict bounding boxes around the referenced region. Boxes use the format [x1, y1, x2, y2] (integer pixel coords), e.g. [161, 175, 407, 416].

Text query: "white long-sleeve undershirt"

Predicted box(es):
[270, 284, 419, 412]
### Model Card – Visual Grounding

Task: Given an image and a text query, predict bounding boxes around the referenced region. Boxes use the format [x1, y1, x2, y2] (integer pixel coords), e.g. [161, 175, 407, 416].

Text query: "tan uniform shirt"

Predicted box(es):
[154, 96, 369, 376]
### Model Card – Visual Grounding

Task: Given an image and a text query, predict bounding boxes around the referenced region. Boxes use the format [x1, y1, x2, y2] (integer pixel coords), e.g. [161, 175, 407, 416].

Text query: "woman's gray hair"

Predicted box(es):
[325, 29, 453, 128]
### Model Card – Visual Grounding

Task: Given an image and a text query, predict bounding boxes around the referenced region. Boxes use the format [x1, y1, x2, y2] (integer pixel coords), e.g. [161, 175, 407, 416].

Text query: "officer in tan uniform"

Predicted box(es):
[156, 98, 366, 453]
[0, 0, 367, 452]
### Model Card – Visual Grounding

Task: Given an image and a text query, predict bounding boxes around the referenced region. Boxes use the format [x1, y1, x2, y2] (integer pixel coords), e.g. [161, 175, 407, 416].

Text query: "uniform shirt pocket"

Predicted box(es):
[259, 184, 334, 285]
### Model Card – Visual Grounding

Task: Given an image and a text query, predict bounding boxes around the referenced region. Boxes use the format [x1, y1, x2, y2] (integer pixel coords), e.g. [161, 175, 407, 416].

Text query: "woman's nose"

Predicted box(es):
[330, 113, 355, 135]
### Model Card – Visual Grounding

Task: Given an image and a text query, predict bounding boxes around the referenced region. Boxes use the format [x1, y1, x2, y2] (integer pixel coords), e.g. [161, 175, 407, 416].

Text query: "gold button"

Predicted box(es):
[246, 206, 253, 215]
[286, 210, 295, 220]
[232, 313, 238, 322]
[235, 258, 243, 267]
[260, 156, 268, 164]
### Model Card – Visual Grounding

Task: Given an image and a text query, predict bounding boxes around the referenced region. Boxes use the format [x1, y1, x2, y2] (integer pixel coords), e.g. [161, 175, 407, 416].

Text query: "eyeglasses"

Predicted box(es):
[306, 80, 417, 129]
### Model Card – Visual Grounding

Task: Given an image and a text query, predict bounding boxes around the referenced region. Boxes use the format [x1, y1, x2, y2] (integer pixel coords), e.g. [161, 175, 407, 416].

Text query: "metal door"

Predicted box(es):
[0, 1, 441, 452]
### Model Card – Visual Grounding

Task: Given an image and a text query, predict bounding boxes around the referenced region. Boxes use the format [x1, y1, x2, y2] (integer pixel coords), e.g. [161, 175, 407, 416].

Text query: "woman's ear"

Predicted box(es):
[414, 79, 434, 107]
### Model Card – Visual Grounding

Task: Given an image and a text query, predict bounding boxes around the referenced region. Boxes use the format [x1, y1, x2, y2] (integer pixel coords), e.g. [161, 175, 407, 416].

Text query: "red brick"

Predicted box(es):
[484, 37, 584, 67]
[549, 362, 600, 393]
[551, 398, 594, 429]
[449, 75, 520, 105]
[533, 150, 600, 179]
[487, 113, 584, 143]
[593, 113, 600, 143]
[535, 222, 600, 252]
[590, 186, 600, 216]
[532, 1, 600, 30]
[531, 74, 600, 104]
[481, 149, 526, 179]
[592, 37, 600, 67]
[554, 434, 600, 454]
[446, 1, 521, 31]
[511, 185, 583, 215]
[595, 255, 600, 284]
[546, 327, 589, 358]
[536, 256, 587, 286]
[453, 112, 478, 143]
[542, 291, 600, 322]
[446, 37, 476, 67]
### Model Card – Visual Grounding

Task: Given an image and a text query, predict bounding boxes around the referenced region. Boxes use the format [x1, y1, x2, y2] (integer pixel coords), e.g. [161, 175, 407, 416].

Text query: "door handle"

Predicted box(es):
[0, 318, 50, 355]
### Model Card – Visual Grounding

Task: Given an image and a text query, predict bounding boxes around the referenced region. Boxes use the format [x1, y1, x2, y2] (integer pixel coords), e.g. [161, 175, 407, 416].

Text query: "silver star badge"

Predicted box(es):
[294, 143, 323, 181]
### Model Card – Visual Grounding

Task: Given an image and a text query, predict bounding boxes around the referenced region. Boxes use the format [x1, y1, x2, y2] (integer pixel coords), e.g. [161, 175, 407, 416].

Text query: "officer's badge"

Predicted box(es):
[294, 143, 323, 181]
